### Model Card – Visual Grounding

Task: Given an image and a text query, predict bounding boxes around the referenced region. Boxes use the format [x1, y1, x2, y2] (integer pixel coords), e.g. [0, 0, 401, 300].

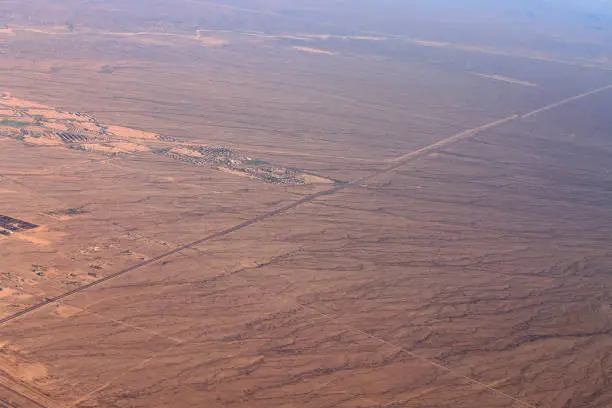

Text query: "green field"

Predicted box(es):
[0, 119, 28, 128]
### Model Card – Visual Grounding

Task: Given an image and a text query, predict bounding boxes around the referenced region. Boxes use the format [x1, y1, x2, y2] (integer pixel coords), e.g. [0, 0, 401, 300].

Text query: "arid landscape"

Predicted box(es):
[1, 1, 612, 407]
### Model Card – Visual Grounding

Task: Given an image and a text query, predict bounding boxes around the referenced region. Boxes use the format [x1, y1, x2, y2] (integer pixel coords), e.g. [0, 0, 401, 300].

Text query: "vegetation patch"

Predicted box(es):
[1, 119, 28, 128]
[47, 207, 89, 217]
[243, 158, 269, 165]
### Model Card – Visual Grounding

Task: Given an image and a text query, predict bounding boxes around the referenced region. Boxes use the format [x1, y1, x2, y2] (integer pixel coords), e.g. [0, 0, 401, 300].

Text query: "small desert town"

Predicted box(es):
[1, 93, 334, 186]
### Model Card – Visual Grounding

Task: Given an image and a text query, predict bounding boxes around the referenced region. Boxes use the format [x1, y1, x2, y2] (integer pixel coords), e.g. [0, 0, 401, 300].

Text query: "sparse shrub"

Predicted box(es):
[1, 119, 27, 128]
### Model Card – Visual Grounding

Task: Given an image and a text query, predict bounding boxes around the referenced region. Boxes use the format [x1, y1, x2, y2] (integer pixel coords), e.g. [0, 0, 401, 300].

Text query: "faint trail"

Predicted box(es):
[522, 84, 612, 119]
[1, 84, 610, 327]
[472, 73, 537, 87]
[0, 380, 62, 408]
[0, 385, 44, 408]
[388, 114, 519, 164]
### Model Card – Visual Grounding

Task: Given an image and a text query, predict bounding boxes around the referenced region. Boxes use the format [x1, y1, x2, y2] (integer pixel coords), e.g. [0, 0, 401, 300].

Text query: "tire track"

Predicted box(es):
[387, 114, 519, 164]
[0, 382, 53, 408]
[522, 84, 612, 119]
[1, 84, 610, 327]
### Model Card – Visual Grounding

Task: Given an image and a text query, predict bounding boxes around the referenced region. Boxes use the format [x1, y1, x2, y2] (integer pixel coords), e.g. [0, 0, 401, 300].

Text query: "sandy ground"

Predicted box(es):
[1, 3, 612, 407]
[171, 147, 203, 156]
[106, 125, 158, 141]
[293, 46, 336, 55]
[0, 95, 49, 109]
[24, 137, 62, 146]
[198, 36, 231, 47]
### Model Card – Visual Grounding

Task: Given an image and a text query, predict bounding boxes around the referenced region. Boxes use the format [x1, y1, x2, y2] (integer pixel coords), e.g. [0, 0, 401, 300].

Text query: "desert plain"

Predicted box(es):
[1, 1, 612, 407]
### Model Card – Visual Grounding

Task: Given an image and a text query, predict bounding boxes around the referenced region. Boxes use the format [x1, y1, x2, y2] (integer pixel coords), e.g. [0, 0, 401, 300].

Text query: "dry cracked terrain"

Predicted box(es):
[1, 1, 612, 407]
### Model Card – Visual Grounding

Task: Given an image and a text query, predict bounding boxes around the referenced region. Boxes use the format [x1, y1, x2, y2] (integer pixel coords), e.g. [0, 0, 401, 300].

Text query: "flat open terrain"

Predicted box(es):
[1, 1, 612, 407]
